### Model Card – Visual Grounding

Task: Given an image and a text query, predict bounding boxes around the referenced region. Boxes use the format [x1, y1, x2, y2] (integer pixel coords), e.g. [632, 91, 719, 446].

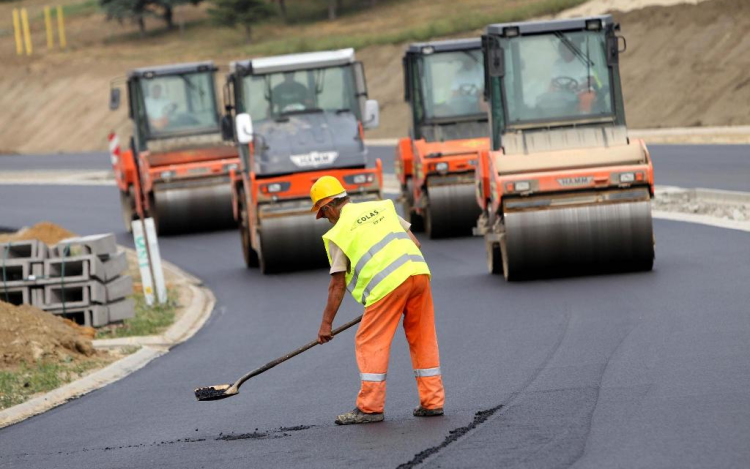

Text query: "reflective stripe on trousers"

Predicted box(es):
[347, 232, 411, 292]
[414, 367, 441, 378]
[360, 372, 387, 382]
[360, 254, 426, 304]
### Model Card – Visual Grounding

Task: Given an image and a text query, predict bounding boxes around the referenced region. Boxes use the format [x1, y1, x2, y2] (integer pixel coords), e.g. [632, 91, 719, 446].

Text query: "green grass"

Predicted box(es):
[95, 291, 176, 339]
[62, 0, 100, 18]
[0, 359, 104, 410]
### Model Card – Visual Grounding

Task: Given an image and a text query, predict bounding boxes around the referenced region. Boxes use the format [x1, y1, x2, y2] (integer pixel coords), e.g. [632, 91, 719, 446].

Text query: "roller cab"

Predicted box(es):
[477, 16, 655, 280]
[110, 62, 240, 234]
[397, 39, 490, 238]
[225, 49, 382, 273]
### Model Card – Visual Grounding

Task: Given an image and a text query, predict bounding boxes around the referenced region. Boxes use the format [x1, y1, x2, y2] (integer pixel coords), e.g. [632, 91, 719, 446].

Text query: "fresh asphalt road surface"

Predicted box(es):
[0, 147, 749, 468]
[3, 144, 749, 192]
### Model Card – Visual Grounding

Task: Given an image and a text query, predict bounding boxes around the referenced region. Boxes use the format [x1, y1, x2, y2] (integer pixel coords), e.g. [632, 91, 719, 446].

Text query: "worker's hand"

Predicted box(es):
[318, 322, 333, 344]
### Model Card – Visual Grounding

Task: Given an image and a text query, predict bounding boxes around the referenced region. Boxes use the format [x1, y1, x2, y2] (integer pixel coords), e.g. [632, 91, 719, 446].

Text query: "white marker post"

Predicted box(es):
[132, 220, 155, 306]
[144, 218, 167, 304]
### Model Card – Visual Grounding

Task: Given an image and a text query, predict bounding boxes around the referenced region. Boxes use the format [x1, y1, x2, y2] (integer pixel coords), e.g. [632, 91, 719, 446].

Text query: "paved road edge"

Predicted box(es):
[0, 256, 216, 429]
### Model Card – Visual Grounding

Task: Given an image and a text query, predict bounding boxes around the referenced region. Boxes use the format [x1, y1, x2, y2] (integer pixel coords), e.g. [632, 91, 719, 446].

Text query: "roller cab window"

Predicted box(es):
[496, 30, 614, 128]
[139, 72, 219, 137]
[241, 65, 360, 123]
[418, 50, 485, 121]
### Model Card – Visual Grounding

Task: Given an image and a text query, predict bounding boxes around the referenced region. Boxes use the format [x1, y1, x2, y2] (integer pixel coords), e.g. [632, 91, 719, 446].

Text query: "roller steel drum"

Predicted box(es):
[503, 200, 654, 279]
[425, 183, 482, 238]
[152, 183, 235, 235]
[257, 215, 329, 274]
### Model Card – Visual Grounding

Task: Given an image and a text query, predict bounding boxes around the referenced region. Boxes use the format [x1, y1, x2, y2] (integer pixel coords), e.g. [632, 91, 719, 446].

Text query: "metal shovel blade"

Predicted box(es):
[194, 384, 238, 401]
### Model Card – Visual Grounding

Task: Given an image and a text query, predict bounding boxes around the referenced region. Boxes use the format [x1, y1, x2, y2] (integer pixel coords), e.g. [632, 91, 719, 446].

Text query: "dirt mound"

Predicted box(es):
[615, 0, 750, 128]
[0, 222, 77, 246]
[0, 302, 96, 369]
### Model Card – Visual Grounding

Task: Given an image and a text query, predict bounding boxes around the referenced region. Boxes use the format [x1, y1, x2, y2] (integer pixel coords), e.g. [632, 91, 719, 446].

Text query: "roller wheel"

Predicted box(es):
[487, 241, 502, 275]
[502, 199, 654, 279]
[402, 178, 424, 232]
[424, 183, 482, 239]
[120, 188, 136, 233]
[256, 215, 329, 274]
[238, 189, 259, 268]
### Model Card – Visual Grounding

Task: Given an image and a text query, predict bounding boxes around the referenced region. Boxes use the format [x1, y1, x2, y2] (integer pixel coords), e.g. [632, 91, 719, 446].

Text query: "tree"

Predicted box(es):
[327, 0, 344, 20]
[101, 0, 201, 34]
[208, 0, 275, 43]
[275, 0, 287, 22]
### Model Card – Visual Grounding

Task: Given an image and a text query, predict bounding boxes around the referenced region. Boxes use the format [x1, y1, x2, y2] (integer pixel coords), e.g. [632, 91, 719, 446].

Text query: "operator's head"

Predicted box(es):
[310, 176, 349, 224]
[151, 84, 162, 98]
[283, 72, 296, 83]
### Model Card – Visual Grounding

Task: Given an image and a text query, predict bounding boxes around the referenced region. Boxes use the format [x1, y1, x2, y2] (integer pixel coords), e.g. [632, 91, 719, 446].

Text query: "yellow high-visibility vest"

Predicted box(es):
[323, 200, 430, 306]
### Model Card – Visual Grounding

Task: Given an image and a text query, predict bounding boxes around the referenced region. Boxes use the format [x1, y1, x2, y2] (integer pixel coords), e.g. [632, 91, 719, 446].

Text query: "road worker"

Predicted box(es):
[311, 176, 445, 425]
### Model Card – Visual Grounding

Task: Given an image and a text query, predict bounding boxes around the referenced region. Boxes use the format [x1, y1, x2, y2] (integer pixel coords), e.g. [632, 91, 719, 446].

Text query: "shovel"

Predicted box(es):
[194, 315, 363, 401]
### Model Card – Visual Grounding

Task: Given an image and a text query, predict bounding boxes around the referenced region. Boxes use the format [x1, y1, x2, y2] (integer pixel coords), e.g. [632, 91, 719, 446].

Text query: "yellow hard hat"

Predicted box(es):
[310, 176, 346, 217]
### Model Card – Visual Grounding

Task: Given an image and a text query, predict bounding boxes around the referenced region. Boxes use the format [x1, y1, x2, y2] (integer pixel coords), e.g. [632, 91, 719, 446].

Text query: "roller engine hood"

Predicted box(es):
[252, 111, 366, 176]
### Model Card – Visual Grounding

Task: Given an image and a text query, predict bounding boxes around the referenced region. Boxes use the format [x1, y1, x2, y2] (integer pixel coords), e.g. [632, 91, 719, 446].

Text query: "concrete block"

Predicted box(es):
[43, 280, 107, 309]
[0, 286, 29, 306]
[107, 298, 135, 322]
[54, 305, 109, 327]
[103, 252, 128, 280]
[0, 240, 48, 261]
[53, 234, 117, 258]
[105, 275, 133, 302]
[0, 260, 46, 287]
[30, 288, 44, 307]
[42, 255, 105, 284]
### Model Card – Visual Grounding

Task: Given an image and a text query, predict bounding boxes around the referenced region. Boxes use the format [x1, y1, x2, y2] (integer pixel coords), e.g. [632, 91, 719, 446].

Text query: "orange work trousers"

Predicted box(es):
[355, 274, 444, 414]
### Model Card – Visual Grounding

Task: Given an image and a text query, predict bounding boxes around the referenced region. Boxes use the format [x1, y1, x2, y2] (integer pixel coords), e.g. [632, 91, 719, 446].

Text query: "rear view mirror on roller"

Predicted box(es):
[236, 113, 254, 144]
[109, 88, 121, 111]
[363, 100, 380, 130]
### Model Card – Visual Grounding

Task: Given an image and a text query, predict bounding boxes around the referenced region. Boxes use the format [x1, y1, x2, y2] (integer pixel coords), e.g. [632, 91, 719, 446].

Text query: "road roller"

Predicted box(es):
[109, 61, 240, 234]
[476, 16, 655, 280]
[396, 38, 489, 238]
[224, 49, 383, 274]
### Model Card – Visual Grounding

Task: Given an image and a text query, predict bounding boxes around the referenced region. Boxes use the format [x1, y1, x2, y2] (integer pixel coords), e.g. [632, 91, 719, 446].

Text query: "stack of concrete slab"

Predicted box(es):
[1, 234, 135, 327]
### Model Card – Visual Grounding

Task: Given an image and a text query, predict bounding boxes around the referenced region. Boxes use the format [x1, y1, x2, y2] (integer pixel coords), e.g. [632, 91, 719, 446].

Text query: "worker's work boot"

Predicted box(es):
[413, 406, 444, 417]
[335, 408, 384, 425]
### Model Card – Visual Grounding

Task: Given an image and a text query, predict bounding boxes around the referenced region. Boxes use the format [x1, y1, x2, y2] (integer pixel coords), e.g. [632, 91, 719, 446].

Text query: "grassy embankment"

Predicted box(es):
[96, 291, 176, 339]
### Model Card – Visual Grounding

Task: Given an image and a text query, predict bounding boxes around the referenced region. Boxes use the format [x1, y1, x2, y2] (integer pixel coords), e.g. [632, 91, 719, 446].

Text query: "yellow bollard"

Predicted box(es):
[56, 6, 67, 49]
[45, 6, 55, 49]
[20, 8, 32, 56]
[12, 9, 23, 56]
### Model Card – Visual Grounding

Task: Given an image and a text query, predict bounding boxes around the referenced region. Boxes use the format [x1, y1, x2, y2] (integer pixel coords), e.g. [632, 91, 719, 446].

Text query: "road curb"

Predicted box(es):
[652, 211, 750, 233]
[0, 255, 215, 429]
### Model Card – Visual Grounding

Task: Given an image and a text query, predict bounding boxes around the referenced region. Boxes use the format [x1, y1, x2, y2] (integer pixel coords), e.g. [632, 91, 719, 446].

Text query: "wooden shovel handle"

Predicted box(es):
[233, 315, 363, 389]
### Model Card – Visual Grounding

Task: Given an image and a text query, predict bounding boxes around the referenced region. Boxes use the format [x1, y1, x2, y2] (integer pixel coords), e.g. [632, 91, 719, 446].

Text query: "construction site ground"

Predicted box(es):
[0, 141, 748, 467]
[1, 0, 749, 153]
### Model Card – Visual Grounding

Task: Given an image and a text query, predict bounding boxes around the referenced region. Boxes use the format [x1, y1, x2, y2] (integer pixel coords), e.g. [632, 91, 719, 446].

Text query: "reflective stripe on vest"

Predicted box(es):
[361, 254, 426, 305]
[347, 231, 411, 292]
[322, 200, 430, 306]
[360, 372, 387, 382]
[414, 367, 441, 378]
